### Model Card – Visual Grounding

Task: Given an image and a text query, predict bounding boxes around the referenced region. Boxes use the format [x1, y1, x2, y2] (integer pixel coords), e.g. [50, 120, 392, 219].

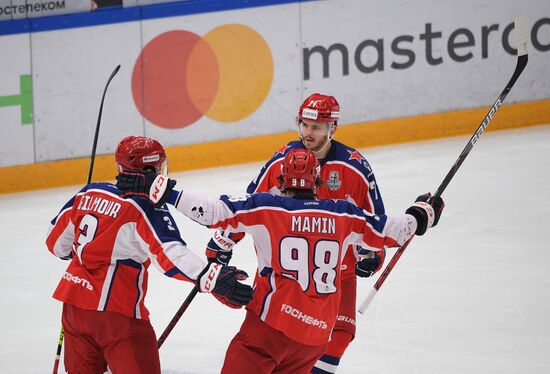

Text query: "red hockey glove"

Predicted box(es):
[405, 193, 444, 235]
[355, 249, 385, 278]
[205, 231, 245, 265]
[197, 263, 254, 309]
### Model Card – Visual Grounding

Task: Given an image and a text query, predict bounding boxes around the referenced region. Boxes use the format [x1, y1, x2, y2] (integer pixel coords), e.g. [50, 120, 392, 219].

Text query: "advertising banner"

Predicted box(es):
[0, 0, 548, 170]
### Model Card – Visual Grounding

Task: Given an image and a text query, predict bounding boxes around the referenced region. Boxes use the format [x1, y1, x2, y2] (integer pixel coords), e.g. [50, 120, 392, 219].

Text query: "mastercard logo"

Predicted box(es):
[132, 24, 274, 129]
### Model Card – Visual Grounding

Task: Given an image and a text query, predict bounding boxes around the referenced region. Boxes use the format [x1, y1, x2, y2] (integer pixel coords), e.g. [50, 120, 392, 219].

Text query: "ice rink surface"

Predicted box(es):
[1, 125, 549, 373]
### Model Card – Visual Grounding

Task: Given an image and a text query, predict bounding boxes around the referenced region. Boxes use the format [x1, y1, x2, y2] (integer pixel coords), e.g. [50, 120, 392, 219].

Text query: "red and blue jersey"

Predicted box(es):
[247, 140, 385, 279]
[172, 191, 415, 345]
[46, 182, 205, 321]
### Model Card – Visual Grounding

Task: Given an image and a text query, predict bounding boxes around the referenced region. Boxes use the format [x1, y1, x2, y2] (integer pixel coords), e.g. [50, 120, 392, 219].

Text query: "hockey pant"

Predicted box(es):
[62, 303, 160, 374]
[222, 310, 327, 374]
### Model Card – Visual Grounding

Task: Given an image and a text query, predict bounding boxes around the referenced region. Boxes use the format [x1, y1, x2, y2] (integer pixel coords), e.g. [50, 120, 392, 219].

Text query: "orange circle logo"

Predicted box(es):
[132, 24, 274, 129]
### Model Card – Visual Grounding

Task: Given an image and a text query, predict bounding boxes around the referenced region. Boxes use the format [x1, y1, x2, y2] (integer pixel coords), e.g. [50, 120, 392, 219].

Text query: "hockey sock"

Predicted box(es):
[311, 331, 353, 373]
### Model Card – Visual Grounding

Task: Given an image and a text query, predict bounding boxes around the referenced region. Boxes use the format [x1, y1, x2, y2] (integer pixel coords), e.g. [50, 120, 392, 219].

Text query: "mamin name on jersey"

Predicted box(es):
[291, 215, 336, 234]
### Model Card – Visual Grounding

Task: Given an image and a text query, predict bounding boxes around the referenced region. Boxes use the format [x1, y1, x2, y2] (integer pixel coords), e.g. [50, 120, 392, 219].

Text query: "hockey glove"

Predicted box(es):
[197, 263, 254, 309]
[355, 249, 385, 278]
[405, 193, 445, 235]
[116, 170, 176, 207]
[205, 231, 245, 265]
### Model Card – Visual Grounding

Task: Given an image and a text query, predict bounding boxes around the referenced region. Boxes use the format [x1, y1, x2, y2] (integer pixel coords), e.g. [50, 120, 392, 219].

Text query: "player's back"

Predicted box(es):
[217, 193, 387, 345]
[47, 182, 160, 319]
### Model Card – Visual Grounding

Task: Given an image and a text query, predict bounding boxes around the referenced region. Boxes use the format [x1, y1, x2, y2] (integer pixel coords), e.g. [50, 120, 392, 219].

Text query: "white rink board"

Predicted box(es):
[31, 21, 143, 162]
[0, 0, 549, 167]
[301, 1, 550, 122]
[0, 32, 34, 166]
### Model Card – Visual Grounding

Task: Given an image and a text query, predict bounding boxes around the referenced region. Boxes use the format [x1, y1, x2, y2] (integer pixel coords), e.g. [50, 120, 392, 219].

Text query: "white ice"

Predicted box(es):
[1, 125, 549, 374]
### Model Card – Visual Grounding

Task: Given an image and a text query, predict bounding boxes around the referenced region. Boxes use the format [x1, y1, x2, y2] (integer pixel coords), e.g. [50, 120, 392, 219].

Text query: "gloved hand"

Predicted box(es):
[355, 249, 385, 278]
[405, 193, 445, 235]
[116, 170, 176, 207]
[205, 231, 245, 266]
[197, 263, 254, 309]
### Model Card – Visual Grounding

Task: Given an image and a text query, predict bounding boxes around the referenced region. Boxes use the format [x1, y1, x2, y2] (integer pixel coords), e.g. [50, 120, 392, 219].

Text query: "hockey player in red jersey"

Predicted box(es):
[116, 148, 444, 373]
[205, 93, 387, 372]
[46, 136, 253, 374]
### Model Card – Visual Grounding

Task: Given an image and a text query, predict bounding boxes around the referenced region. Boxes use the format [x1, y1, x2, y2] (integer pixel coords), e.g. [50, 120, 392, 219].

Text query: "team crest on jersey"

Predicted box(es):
[327, 171, 342, 191]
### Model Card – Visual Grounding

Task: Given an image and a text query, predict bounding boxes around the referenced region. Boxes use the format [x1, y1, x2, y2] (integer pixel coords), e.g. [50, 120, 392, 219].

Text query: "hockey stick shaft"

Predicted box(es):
[52, 65, 121, 374]
[52, 327, 64, 374]
[87, 64, 121, 184]
[358, 18, 528, 315]
[157, 286, 199, 349]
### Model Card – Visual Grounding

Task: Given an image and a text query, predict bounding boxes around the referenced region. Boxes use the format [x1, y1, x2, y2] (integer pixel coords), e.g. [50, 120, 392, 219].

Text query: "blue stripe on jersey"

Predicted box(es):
[259, 266, 273, 277]
[117, 258, 141, 269]
[50, 194, 78, 225]
[220, 193, 387, 233]
[130, 196, 187, 247]
[50, 183, 117, 224]
[164, 266, 194, 281]
[246, 140, 303, 194]
[258, 267, 274, 319]
[81, 182, 123, 195]
[326, 140, 385, 215]
[245, 139, 385, 215]
[75, 182, 188, 246]
[103, 261, 120, 311]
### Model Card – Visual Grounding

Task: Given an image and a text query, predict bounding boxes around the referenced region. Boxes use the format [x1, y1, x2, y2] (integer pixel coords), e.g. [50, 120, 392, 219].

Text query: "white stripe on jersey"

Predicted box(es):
[49, 218, 75, 258]
[98, 262, 117, 311]
[260, 270, 277, 321]
[97, 222, 150, 312]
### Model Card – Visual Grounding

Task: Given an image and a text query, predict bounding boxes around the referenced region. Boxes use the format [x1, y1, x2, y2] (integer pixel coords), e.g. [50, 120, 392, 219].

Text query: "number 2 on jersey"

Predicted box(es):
[73, 214, 99, 262]
[280, 237, 339, 294]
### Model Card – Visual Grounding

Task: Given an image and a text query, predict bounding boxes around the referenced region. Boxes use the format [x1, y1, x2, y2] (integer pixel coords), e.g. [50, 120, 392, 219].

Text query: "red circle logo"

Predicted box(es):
[132, 24, 274, 129]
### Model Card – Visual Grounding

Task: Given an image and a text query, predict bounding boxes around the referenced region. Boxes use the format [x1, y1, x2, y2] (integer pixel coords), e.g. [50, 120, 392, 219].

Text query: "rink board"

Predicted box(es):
[1, 98, 548, 194]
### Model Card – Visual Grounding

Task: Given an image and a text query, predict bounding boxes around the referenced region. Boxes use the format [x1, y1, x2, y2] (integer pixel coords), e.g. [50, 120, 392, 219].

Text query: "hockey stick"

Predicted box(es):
[52, 64, 121, 374]
[87, 64, 121, 184]
[358, 17, 528, 314]
[157, 286, 199, 348]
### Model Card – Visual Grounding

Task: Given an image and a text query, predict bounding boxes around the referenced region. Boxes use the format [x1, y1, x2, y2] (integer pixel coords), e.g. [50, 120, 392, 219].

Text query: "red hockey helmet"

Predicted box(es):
[282, 149, 320, 190]
[298, 93, 340, 124]
[115, 136, 167, 174]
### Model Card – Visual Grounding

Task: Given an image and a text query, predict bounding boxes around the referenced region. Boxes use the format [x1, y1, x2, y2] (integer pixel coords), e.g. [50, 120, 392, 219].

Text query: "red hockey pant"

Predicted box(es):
[221, 310, 327, 374]
[62, 303, 160, 374]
